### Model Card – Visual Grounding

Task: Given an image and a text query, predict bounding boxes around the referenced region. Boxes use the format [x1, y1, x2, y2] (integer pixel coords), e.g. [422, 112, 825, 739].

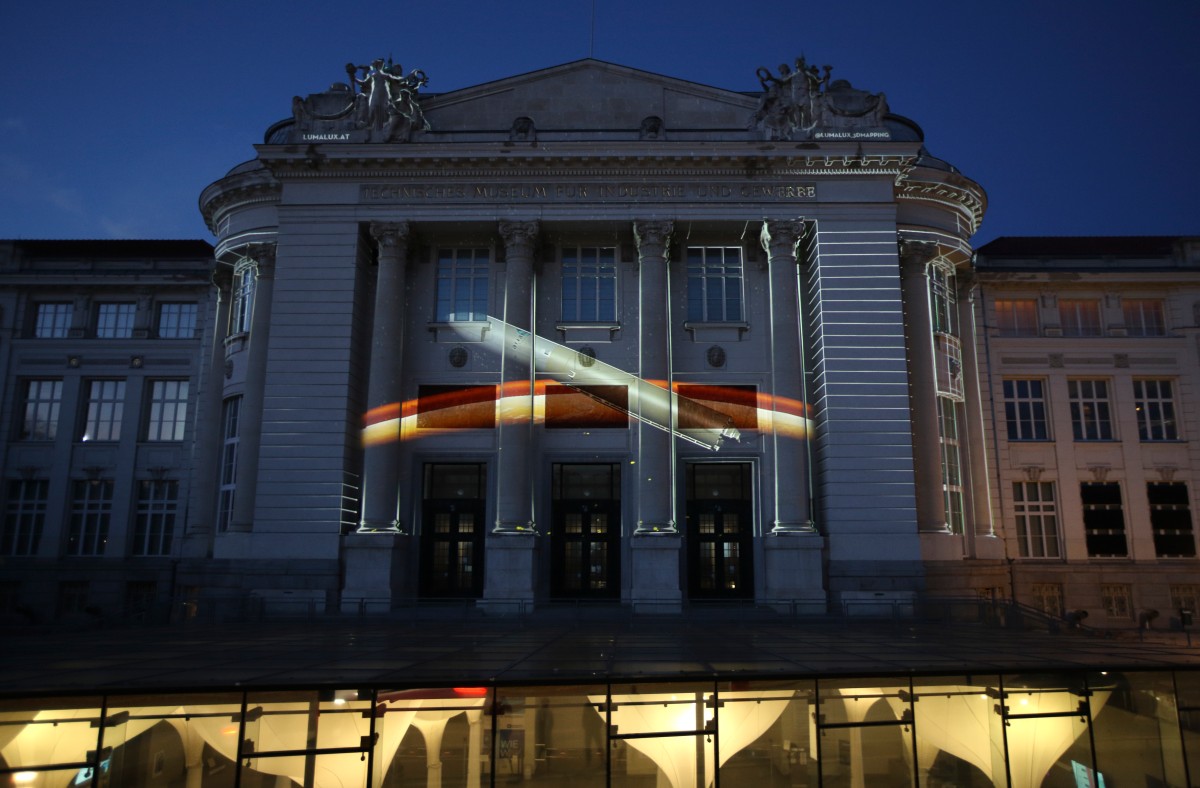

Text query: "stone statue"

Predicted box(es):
[750, 56, 890, 141]
[351, 57, 431, 141]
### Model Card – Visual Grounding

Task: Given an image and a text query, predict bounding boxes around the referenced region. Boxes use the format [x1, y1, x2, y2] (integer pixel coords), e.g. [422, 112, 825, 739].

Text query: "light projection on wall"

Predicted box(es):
[363, 316, 811, 448]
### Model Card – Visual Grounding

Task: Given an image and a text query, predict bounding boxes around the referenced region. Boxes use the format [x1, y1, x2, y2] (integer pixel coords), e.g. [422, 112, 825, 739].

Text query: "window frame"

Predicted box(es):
[1058, 298, 1103, 337]
[1, 479, 49, 556]
[685, 246, 745, 323]
[95, 302, 137, 339]
[994, 297, 1039, 337]
[1002, 379, 1050, 441]
[560, 245, 618, 323]
[20, 378, 63, 441]
[144, 379, 190, 442]
[1081, 481, 1127, 558]
[217, 397, 241, 532]
[434, 247, 490, 323]
[1134, 379, 1179, 441]
[1122, 298, 1166, 337]
[1148, 481, 1196, 558]
[33, 302, 73, 338]
[1013, 481, 1060, 558]
[156, 302, 198, 339]
[1067, 379, 1115, 441]
[132, 479, 179, 557]
[80, 379, 126, 443]
[67, 478, 114, 556]
[229, 260, 256, 335]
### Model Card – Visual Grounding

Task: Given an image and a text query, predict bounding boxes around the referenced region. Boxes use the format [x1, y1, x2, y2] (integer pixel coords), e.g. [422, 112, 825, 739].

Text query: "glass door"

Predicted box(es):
[687, 462, 754, 599]
[420, 463, 486, 598]
[551, 463, 621, 598]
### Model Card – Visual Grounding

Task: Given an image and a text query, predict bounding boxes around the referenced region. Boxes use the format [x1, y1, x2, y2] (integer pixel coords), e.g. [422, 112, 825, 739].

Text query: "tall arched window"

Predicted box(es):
[229, 259, 257, 336]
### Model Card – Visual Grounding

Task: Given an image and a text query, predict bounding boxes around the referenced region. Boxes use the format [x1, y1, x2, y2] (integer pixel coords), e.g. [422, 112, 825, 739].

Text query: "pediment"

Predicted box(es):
[421, 59, 756, 133]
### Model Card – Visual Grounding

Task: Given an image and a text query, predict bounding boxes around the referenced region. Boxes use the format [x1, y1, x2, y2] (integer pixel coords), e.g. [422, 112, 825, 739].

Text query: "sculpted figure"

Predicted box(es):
[353, 57, 431, 140]
[751, 56, 888, 140]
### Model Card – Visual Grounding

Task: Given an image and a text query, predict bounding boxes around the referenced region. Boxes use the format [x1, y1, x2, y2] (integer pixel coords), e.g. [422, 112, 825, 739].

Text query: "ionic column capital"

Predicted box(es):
[370, 221, 411, 254]
[498, 220, 540, 258]
[633, 220, 674, 260]
[760, 219, 806, 260]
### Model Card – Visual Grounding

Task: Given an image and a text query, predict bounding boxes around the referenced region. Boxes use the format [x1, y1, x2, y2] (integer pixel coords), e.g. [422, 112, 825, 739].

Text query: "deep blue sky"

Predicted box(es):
[2, 1, 1196, 245]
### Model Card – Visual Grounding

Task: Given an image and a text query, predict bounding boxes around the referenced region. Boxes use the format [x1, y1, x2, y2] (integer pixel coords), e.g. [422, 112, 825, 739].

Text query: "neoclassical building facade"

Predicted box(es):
[188, 58, 993, 614]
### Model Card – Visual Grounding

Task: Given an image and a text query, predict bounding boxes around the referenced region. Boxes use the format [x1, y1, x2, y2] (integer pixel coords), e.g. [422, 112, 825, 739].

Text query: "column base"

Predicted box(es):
[771, 520, 817, 534]
[762, 534, 826, 613]
[341, 532, 410, 614]
[357, 519, 403, 534]
[630, 534, 682, 613]
[634, 521, 677, 535]
[482, 534, 537, 612]
[493, 520, 537, 535]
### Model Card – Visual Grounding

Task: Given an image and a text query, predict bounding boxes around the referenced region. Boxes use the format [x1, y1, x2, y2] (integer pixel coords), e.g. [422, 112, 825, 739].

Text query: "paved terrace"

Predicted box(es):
[4, 610, 1200, 697]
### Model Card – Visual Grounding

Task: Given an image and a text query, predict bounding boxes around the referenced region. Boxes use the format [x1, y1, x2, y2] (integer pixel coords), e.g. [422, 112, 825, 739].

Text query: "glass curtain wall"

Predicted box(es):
[1, 671, 1196, 787]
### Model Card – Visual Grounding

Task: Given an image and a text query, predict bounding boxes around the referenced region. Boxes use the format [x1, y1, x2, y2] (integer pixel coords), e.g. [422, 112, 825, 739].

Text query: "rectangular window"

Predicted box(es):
[1014, 481, 1059, 558]
[217, 397, 241, 532]
[1, 480, 49, 556]
[95, 302, 136, 338]
[1170, 585, 1200, 617]
[416, 385, 497, 429]
[20, 379, 62, 440]
[229, 262, 256, 335]
[1059, 298, 1103, 337]
[1002, 379, 1049, 440]
[686, 246, 744, 322]
[994, 298, 1039, 337]
[157, 302, 198, 338]
[435, 248, 489, 322]
[1134, 379, 1178, 441]
[1148, 482, 1196, 557]
[544, 384, 628, 428]
[929, 265, 957, 335]
[1030, 583, 1064, 618]
[81, 379, 126, 442]
[1068, 379, 1114, 440]
[1101, 584, 1133, 620]
[1081, 481, 1127, 557]
[34, 302, 72, 338]
[133, 480, 178, 556]
[1122, 298, 1166, 337]
[561, 246, 617, 322]
[145, 380, 189, 441]
[67, 479, 114, 556]
[939, 397, 965, 533]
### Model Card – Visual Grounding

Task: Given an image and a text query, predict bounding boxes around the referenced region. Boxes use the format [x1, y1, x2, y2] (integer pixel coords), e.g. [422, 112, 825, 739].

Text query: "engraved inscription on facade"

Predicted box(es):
[360, 181, 817, 203]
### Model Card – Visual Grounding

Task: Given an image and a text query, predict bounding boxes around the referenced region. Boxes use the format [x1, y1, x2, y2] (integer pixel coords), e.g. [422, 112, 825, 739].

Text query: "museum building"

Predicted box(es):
[183, 57, 993, 616]
[2, 58, 1200, 788]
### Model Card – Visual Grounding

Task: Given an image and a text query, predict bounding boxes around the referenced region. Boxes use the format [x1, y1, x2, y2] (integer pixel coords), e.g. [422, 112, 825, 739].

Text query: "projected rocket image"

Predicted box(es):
[362, 316, 811, 448]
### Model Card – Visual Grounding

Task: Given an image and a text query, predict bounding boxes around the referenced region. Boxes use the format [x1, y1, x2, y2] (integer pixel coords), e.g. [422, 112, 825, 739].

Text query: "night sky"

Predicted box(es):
[2, 0, 1196, 245]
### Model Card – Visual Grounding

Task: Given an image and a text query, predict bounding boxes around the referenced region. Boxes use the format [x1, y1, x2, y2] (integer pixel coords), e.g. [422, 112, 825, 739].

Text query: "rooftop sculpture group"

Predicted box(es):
[287, 57, 431, 143]
[751, 56, 890, 141]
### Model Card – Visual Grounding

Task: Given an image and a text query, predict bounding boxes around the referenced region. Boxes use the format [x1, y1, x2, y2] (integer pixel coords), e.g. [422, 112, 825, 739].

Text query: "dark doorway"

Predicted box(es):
[686, 462, 754, 599]
[551, 463, 621, 598]
[420, 463, 486, 598]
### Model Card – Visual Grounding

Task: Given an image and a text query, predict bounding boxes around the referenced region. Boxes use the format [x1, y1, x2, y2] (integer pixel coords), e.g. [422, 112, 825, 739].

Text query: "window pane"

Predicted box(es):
[686, 247, 744, 322]
[82, 380, 126, 442]
[34, 302, 73, 338]
[146, 380, 189, 441]
[157, 302, 198, 338]
[435, 248, 489, 322]
[1059, 299, 1102, 337]
[21, 379, 62, 440]
[995, 298, 1038, 336]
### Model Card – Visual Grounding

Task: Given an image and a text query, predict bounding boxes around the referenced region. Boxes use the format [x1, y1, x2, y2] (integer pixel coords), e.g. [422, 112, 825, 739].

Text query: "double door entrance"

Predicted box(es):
[685, 462, 754, 599]
[550, 463, 621, 598]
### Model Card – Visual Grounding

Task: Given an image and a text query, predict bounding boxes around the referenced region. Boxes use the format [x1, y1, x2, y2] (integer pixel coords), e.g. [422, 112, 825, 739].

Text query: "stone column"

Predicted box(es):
[957, 271, 996, 540]
[230, 244, 275, 533]
[186, 267, 232, 541]
[359, 221, 410, 533]
[633, 220, 676, 533]
[898, 239, 948, 533]
[493, 219, 539, 534]
[761, 220, 814, 532]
